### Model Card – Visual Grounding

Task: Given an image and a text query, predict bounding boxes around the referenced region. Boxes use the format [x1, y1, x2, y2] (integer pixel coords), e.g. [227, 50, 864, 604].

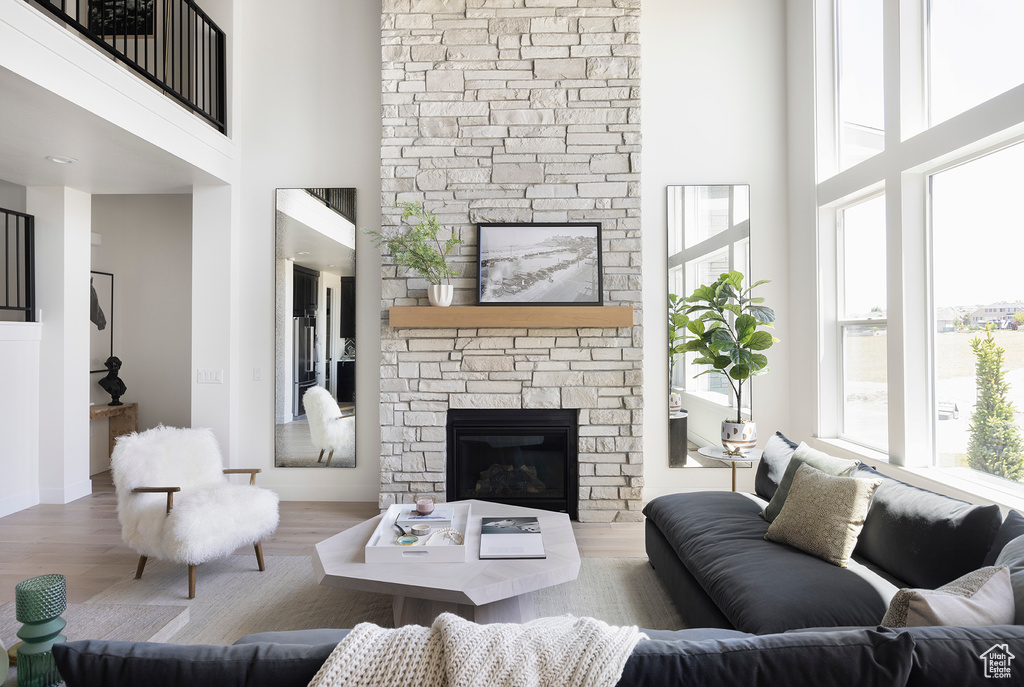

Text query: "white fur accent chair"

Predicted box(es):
[111, 426, 280, 599]
[303, 385, 352, 467]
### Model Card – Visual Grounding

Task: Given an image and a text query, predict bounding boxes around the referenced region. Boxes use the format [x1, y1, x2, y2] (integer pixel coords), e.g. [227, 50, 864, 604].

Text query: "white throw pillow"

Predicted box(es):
[881, 566, 1015, 628]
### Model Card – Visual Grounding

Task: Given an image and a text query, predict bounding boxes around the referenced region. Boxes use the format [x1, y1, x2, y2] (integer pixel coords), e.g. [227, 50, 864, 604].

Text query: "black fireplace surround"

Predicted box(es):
[446, 409, 579, 520]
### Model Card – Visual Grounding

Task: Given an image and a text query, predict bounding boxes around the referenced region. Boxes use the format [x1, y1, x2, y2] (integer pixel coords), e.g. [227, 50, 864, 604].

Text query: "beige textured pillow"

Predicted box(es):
[764, 463, 881, 567]
[881, 566, 1015, 628]
[760, 443, 861, 522]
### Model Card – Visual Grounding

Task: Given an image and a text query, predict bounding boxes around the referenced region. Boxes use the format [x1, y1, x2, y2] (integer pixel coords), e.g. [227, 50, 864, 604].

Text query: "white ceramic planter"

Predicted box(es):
[427, 284, 453, 307]
[669, 388, 683, 414]
[721, 421, 756, 455]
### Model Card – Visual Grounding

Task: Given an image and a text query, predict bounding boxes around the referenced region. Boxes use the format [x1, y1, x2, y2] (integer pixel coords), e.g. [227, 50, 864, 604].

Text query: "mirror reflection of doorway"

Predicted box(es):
[274, 188, 356, 468]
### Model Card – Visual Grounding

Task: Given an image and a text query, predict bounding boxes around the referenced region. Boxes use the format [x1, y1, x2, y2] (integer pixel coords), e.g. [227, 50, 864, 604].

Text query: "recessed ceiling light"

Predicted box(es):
[297, 251, 310, 256]
[46, 155, 78, 165]
[327, 264, 338, 268]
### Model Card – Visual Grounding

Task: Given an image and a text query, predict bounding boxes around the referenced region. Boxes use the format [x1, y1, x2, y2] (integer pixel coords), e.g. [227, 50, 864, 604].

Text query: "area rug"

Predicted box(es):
[84, 556, 683, 645]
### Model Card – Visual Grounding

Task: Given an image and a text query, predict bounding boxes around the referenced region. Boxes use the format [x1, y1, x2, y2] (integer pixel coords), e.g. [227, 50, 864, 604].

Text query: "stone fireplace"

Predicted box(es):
[378, 0, 643, 522]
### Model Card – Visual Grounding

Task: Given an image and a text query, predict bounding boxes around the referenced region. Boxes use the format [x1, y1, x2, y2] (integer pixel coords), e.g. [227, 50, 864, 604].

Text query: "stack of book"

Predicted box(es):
[396, 506, 455, 530]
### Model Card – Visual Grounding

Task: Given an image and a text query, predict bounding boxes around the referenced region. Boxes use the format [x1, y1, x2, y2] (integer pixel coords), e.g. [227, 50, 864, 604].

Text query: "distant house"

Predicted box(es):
[971, 303, 1024, 328]
[935, 307, 960, 333]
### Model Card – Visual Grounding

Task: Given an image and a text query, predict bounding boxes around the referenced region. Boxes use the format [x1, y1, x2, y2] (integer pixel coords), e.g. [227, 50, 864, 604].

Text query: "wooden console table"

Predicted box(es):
[89, 402, 138, 458]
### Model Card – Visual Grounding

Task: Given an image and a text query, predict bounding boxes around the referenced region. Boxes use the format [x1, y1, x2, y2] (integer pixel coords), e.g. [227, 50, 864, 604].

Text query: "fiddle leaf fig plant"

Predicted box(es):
[364, 201, 462, 285]
[670, 270, 777, 424]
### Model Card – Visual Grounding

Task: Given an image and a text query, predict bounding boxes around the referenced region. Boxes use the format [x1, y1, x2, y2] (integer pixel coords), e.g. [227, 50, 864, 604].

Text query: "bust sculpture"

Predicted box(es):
[99, 356, 127, 406]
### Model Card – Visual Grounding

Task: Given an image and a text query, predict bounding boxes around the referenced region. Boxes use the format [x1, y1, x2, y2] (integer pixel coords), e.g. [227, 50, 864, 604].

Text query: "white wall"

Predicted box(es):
[89, 195, 192, 474]
[642, 0, 791, 498]
[30, 186, 93, 504]
[0, 180, 26, 211]
[236, 0, 383, 501]
[0, 323, 41, 516]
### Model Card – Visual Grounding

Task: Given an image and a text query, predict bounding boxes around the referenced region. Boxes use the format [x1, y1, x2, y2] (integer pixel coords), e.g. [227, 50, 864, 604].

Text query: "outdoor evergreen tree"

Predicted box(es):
[967, 328, 1024, 481]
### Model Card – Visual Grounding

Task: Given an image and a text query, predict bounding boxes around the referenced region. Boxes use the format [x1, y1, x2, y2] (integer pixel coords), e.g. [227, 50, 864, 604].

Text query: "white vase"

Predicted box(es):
[721, 420, 756, 455]
[669, 389, 683, 414]
[427, 284, 453, 307]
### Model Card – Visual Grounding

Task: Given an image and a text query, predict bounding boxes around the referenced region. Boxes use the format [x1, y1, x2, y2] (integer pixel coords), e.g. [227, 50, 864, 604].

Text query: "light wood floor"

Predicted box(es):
[0, 472, 645, 605]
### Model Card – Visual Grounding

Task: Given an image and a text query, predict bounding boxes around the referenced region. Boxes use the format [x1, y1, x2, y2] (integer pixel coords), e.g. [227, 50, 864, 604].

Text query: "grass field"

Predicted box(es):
[844, 329, 1024, 478]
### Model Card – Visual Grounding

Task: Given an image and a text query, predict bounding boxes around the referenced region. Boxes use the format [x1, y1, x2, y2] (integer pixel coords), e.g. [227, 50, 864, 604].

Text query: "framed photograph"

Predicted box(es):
[90, 271, 114, 374]
[477, 223, 603, 305]
[88, 0, 156, 38]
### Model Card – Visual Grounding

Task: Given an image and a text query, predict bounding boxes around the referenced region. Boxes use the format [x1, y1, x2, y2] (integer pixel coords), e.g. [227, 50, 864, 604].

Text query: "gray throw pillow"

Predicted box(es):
[881, 566, 1015, 628]
[761, 443, 861, 522]
[764, 463, 881, 568]
[995, 533, 1024, 623]
[754, 432, 798, 500]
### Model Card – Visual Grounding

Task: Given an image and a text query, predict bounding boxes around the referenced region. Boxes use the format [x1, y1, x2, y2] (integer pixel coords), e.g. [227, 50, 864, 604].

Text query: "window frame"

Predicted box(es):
[814, 0, 1024, 478]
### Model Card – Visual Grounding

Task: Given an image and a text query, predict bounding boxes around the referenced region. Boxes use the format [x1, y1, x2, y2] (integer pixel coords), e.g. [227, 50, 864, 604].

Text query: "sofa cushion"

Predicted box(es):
[994, 533, 1024, 623]
[754, 431, 798, 500]
[900, 624, 1024, 687]
[881, 566, 1015, 628]
[615, 627, 915, 687]
[854, 475, 1002, 589]
[761, 443, 860, 523]
[765, 464, 881, 567]
[644, 492, 899, 633]
[984, 509, 1024, 566]
[234, 629, 350, 646]
[53, 639, 334, 687]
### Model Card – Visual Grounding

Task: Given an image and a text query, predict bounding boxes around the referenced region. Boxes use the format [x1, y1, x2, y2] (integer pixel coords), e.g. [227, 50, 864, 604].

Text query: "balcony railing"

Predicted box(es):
[1, 209, 35, 323]
[307, 188, 357, 224]
[28, 0, 226, 133]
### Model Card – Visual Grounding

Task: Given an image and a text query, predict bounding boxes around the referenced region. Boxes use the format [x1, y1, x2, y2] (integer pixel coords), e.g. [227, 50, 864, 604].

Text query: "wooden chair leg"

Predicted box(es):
[254, 542, 266, 572]
[325, 450, 334, 467]
[188, 564, 197, 599]
[135, 555, 148, 579]
[317, 449, 325, 463]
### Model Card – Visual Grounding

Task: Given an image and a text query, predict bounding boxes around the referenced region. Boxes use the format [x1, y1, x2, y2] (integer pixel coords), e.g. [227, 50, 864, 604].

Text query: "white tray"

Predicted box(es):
[365, 502, 471, 564]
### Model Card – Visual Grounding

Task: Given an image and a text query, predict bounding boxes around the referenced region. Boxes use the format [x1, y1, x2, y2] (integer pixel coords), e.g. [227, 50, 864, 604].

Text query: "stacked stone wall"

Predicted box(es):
[379, 0, 642, 522]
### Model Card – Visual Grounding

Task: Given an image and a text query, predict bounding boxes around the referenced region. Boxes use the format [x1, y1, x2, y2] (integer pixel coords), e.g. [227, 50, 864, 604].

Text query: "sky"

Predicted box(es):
[839, 0, 1024, 312]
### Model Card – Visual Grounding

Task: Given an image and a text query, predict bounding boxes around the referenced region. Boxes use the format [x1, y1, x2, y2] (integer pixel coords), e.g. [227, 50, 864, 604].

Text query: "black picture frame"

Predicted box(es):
[90, 271, 114, 374]
[477, 222, 603, 306]
[88, 0, 156, 38]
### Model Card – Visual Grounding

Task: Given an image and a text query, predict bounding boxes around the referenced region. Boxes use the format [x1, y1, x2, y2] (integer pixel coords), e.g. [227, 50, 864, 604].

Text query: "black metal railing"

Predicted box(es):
[307, 188, 357, 224]
[28, 0, 226, 133]
[1, 209, 35, 323]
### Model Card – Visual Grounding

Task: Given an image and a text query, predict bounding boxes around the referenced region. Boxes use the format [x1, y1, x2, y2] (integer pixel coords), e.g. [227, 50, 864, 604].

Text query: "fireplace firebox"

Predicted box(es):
[446, 409, 578, 520]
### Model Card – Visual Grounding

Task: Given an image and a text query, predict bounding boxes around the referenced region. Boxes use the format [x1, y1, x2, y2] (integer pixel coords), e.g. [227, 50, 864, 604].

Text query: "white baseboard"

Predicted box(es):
[39, 478, 93, 505]
[0, 490, 40, 518]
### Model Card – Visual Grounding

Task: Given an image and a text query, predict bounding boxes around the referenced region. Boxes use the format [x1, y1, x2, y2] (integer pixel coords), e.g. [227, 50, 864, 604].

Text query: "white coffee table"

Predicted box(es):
[312, 499, 581, 626]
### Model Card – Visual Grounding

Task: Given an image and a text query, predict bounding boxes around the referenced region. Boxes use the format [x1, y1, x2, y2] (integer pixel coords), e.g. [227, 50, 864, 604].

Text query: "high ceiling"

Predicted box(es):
[0, 66, 221, 195]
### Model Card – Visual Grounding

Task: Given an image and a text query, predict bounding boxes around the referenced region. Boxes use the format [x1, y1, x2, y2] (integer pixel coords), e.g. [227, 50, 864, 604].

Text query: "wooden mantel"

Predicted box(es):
[389, 305, 633, 329]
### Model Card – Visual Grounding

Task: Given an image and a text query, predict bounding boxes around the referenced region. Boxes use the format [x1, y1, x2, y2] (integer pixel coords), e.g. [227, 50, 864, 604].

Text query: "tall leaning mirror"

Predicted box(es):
[667, 184, 750, 468]
[275, 188, 357, 468]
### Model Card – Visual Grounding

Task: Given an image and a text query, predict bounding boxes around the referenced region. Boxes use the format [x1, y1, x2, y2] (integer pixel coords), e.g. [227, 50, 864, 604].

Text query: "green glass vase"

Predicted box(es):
[15, 574, 67, 687]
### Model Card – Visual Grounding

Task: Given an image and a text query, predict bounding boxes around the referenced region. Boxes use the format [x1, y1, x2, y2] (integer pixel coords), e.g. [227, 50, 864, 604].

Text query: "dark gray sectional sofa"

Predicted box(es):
[52, 623, 1024, 687]
[644, 434, 1023, 634]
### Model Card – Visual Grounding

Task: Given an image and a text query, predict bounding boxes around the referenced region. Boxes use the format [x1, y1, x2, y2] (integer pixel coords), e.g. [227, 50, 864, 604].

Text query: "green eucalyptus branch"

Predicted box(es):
[363, 201, 463, 286]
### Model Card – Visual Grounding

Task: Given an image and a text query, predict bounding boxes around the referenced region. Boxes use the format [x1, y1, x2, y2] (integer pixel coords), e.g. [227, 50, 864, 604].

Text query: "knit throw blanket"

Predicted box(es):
[307, 613, 647, 687]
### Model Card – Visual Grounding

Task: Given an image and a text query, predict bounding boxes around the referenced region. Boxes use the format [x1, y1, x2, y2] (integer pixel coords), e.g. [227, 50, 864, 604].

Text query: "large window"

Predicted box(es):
[837, 195, 887, 451]
[931, 142, 1024, 486]
[836, 0, 883, 169]
[927, 0, 1024, 128]
[815, 0, 1024, 495]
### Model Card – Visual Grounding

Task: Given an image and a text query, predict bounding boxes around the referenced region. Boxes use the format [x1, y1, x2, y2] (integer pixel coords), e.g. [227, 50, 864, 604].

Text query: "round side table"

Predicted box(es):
[697, 446, 763, 492]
